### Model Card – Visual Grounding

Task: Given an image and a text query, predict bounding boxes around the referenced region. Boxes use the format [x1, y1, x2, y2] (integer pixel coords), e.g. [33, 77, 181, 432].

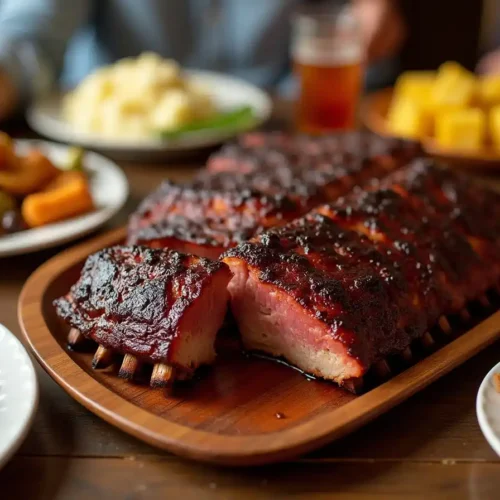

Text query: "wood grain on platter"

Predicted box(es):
[18, 227, 500, 466]
[363, 88, 500, 168]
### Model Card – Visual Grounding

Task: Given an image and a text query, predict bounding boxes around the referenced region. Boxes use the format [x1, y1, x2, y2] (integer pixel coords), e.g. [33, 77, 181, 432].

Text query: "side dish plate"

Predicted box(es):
[0, 324, 38, 470]
[477, 361, 500, 456]
[18, 227, 500, 465]
[0, 140, 128, 257]
[362, 88, 500, 168]
[27, 71, 272, 161]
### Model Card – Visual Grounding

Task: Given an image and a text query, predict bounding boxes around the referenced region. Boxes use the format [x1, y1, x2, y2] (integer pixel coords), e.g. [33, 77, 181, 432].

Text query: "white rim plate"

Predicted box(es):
[27, 70, 272, 154]
[0, 324, 38, 470]
[0, 140, 129, 257]
[477, 360, 500, 455]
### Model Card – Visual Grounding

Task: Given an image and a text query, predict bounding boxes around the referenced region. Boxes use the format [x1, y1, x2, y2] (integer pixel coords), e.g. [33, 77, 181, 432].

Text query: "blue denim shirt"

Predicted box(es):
[0, 0, 299, 100]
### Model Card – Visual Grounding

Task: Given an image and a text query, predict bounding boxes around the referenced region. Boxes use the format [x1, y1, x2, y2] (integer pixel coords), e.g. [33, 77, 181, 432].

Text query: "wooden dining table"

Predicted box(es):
[2, 101, 500, 499]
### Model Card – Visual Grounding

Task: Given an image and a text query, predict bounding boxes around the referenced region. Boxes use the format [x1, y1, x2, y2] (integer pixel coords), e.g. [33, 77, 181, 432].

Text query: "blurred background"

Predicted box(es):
[0, 0, 495, 123]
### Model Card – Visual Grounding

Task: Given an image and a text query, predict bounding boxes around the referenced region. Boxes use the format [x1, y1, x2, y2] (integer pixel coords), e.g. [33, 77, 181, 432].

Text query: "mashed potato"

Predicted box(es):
[63, 53, 216, 139]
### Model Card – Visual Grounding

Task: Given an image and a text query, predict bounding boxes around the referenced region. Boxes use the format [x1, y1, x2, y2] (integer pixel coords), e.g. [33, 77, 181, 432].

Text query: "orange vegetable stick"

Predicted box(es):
[22, 174, 94, 227]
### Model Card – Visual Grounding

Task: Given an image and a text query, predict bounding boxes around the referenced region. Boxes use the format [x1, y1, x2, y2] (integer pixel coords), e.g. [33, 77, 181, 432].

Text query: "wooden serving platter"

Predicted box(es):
[18, 227, 500, 466]
[362, 88, 500, 168]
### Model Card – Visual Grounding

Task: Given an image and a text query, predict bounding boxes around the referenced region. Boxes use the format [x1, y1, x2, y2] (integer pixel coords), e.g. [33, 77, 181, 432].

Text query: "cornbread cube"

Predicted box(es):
[435, 108, 485, 150]
[431, 62, 476, 110]
[479, 76, 500, 107]
[489, 105, 500, 149]
[393, 71, 435, 104]
[387, 97, 432, 139]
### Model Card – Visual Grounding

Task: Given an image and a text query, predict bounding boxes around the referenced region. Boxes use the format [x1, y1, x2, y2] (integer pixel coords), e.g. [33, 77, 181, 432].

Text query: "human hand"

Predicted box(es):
[477, 49, 500, 75]
[0, 70, 19, 121]
[353, 0, 407, 63]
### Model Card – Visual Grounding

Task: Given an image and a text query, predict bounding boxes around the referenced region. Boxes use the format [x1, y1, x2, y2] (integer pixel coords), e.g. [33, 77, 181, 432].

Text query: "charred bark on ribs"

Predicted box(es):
[127, 174, 305, 259]
[223, 160, 500, 390]
[207, 131, 421, 176]
[54, 246, 231, 386]
[128, 131, 421, 258]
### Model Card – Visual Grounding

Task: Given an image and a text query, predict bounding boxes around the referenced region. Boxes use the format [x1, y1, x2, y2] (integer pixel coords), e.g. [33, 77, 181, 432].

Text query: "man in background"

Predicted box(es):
[0, 0, 406, 121]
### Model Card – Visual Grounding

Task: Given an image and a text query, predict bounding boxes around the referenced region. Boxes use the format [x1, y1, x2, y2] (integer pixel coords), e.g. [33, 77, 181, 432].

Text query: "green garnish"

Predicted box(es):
[158, 106, 256, 139]
[64, 147, 85, 172]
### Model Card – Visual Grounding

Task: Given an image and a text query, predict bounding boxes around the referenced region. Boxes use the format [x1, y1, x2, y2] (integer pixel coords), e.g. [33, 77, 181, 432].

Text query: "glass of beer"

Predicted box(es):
[292, 6, 363, 133]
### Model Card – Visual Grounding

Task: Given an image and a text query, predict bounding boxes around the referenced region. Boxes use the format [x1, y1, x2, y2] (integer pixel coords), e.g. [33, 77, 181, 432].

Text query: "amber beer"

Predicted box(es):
[292, 8, 363, 133]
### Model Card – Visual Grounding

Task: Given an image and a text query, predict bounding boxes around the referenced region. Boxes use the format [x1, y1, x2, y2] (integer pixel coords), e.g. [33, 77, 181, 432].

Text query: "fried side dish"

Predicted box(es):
[54, 246, 232, 385]
[128, 131, 421, 257]
[222, 160, 500, 390]
[0, 133, 94, 235]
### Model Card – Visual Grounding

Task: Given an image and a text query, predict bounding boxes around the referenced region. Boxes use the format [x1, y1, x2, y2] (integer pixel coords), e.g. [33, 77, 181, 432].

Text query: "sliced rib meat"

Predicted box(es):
[223, 215, 412, 386]
[223, 162, 500, 388]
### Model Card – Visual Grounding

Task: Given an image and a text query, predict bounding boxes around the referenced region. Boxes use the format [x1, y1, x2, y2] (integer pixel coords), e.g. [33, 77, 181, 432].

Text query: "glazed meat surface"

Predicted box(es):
[54, 246, 231, 375]
[223, 214, 419, 383]
[129, 131, 421, 257]
[377, 159, 500, 280]
[127, 174, 307, 259]
[223, 161, 500, 387]
[207, 131, 421, 176]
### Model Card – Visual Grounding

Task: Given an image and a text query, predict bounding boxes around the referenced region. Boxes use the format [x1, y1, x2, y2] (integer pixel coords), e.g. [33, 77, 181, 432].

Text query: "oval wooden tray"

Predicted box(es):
[18, 227, 500, 466]
[362, 88, 500, 168]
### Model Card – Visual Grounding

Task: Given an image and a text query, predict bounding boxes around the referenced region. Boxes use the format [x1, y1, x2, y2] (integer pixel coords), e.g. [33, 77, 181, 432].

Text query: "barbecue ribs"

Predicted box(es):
[207, 131, 420, 176]
[128, 131, 421, 258]
[54, 246, 232, 385]
[222, 160, 500, 388]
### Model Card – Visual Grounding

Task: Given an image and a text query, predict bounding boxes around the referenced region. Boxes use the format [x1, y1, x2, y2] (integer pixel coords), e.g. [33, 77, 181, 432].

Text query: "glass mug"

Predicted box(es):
[292, 6, 363, 133]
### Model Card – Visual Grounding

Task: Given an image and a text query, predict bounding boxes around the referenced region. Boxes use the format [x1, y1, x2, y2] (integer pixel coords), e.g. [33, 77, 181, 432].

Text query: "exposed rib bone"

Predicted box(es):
[479, 294, 490, 307]
[150, 363, 175, 388]
[460, 308, 471, 322]
[118, 354, 140, 380]
[67, 328, 85, 348]
[438, 316, 452, 334]
[401, 347, 413, 362]
[421, 331, 435, 348]
[92, 345, 114, 369]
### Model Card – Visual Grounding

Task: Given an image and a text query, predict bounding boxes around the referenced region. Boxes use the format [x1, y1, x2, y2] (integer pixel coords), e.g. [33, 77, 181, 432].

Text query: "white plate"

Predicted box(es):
[0, 324, 38, 470]
[477, 361, 500, 455]
[0, 140, 129, 257]
[27, 70, 272, 160]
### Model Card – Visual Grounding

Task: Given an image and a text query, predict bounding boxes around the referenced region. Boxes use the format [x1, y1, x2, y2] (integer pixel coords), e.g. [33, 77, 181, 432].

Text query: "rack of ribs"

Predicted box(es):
[222, 160, 500, 391]
[377, 159, 500, 296]
[207, 130, 421, 176]
[54, 246, 232, 386]
[127, 173, 308, 259]
[128, 131, 422, 258]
